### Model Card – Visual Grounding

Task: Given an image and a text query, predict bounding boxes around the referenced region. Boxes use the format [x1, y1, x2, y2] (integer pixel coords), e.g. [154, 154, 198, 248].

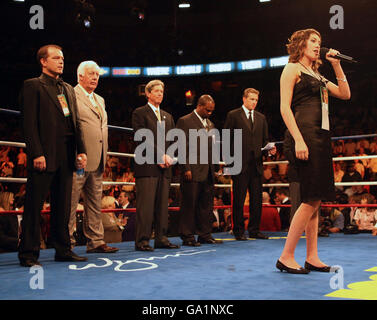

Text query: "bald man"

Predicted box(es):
[176, 95, 223, 246]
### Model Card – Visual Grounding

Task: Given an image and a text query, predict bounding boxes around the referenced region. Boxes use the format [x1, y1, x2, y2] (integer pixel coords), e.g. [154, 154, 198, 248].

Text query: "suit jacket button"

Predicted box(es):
[99, 140, 102, 143]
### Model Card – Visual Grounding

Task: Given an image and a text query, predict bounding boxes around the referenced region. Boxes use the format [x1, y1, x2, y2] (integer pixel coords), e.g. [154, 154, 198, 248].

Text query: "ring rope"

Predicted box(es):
[1, 203, 376, 216]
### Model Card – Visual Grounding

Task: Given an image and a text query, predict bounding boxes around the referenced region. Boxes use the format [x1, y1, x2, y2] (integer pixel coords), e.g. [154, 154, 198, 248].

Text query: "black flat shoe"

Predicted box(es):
[276, 260, 310, 274]
[304, 261, 335, 273]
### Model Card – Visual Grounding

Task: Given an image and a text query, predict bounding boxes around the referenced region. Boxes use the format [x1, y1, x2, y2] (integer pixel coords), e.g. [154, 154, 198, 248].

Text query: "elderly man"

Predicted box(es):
[68, 61, 118, 253]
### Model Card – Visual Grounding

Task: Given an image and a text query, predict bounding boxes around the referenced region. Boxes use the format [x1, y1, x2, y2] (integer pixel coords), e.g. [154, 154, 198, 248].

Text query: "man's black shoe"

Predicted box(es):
[55, 251, 88, 262]
[182, 240, 201, 247]
[20, 259, 42, 267]
[235, 235, 247, 241]
[154, 242, 180, 249]
[198, 237, 223, 244]
[249, 232, 269, 239]
[135, 245, 154, 252]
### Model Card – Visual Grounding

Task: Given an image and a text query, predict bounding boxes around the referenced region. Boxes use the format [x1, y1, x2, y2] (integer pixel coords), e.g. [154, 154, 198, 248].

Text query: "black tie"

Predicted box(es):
[249, 110, 254, 130]
[56, 77, 64, 94]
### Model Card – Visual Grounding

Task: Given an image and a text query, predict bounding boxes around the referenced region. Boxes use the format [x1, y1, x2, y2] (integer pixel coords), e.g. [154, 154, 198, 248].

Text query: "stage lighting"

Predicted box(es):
[185, 90, 195, 106]
[178, 1, 191, 9]
[131, 6, 145, 21]
[83, 17, 91, 28]
[74, 0, 95, 28]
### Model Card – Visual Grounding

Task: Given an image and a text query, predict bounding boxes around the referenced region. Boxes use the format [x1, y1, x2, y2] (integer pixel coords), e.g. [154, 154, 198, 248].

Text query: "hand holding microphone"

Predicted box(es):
[320, 47, 358, 64]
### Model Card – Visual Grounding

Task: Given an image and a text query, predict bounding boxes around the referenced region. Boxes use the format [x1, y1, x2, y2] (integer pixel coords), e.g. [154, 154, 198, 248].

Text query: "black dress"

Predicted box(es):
[284, 72, 335, 202]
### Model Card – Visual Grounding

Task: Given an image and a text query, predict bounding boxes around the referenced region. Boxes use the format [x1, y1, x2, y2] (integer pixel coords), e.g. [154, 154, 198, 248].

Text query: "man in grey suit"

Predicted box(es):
[68, 61, 118, 253]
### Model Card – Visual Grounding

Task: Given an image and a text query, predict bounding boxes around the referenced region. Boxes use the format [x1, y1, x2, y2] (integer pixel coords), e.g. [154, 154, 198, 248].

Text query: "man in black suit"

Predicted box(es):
[132, 79, 180, 251]
[224, 88, 276, 240]
[211, 195, 226, 233]
[18, 44, 88, 267]
[275, 188, 291, 231]
[176, 95, 223, 246]
[116, 191, 136, 241]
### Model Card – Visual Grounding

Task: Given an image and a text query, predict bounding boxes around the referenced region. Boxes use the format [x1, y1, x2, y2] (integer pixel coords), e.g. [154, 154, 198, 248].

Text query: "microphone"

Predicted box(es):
[320, 47, 358, 63]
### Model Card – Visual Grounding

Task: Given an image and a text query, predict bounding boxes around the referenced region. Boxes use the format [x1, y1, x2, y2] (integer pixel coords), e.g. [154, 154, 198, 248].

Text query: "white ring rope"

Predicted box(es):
[1, 177, 376, 189]
[1, 136, 377, 188]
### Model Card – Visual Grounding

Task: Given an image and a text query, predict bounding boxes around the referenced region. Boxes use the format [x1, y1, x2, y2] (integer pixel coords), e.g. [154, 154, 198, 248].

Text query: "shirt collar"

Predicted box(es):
[78, 83, 94, 98]
[194, 109, 204, 122]
[41, 72, 63, 86]
[148, 102, 160, 113]
[242, 105, 253, 118]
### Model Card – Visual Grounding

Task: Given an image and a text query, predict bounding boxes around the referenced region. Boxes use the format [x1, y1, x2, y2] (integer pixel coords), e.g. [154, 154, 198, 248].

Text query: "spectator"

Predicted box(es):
[0, 192, 19, 252]
[116, 191, 133, 210]
[336, 192, 352, 227]
[115, 191, 136, 242]
[342, 162, 362, 183]
[366, 155, 377, 181]
[353, 194, 377, 232]
[211, 196, 226, 233]
[353, 159, 365, 179]
[319, 204, 344, 234]
[332, 140, 344, 156]
[0, 156, 14, 177]
[0, 146, 10, 163]
[16, 148, 27, 177]
[369, 137, 377, 155]
[342, 162, 362, 197]
[334, 162, 344, 183]
[263, 164, 273, 182]
[101, 196, 126, 243]
[260, 192, 281, 232]
[274, 188, 291, 231]
[344, 139, 356, 156]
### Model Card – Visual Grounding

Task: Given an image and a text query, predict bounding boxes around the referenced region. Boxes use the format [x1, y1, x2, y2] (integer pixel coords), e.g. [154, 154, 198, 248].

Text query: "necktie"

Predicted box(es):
[155, 109, 161, 122]
[56, 78, 64, 94]
[90, 95, 103, 119]
[249, 110, 254, 130]
[203, 119, 209, 131]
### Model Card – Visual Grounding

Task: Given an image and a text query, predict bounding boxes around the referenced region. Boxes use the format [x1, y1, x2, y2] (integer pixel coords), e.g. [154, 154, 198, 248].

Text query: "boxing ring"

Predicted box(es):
[1, 107, 377, 301]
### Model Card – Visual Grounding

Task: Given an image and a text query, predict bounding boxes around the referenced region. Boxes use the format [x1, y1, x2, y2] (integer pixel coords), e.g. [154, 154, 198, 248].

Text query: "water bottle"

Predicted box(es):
[76, 156, 85, 177]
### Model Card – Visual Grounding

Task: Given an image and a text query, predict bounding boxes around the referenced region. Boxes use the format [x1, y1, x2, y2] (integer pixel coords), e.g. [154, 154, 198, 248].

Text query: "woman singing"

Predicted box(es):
[277, 29, 351, 274]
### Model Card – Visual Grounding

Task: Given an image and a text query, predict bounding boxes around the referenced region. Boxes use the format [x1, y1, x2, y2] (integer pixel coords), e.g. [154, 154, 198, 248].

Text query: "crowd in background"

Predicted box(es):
[1, 132, 377, 253]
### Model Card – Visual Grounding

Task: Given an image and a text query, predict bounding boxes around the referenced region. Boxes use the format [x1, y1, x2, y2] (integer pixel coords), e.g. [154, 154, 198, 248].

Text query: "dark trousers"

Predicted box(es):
[135, 174, 170, 247]
[18, 139, 74, 262]
[231, 157, 262, 236]
[179, 178, 213, 241]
